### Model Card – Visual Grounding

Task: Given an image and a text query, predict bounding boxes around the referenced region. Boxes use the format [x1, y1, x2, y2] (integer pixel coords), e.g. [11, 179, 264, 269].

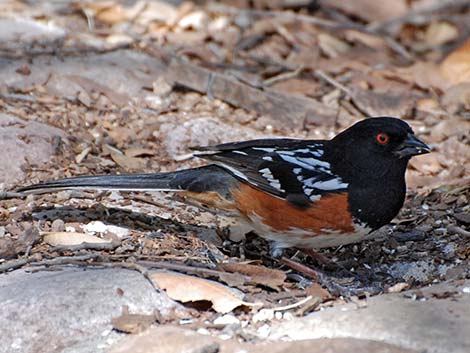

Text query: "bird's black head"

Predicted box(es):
[327, 117, 430, 230]
[327, 117, 430, 183]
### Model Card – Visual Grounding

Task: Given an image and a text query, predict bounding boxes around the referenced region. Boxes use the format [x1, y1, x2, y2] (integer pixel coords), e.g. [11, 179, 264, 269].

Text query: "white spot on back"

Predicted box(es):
[311, 179, 348, 190]
[278, 154, 330, 170]
[233, 150, 248, 155]
[252, 147, 275, 152]
[259, 167, 285, 192]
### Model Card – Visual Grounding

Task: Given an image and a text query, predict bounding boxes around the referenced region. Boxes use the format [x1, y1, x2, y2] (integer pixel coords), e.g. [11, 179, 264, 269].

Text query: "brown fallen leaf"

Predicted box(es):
[441, 83, 470, 113]
[41, 232, 112, 246]
[305, 282, 332, 300]
[104, 144, 147, 170]
[424, 21, 459, 47]
[125, 147, 156, 158]
[111, 312, 156, 334]
[326, 0, 408, 22]
[150, 271, 250, 313]
[441, 37, 470, 85]
[218, 262, 286, 289]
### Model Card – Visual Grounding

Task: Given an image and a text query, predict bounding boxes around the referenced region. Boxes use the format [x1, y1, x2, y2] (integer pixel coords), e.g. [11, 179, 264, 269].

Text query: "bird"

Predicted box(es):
[18, 117, 430, 256]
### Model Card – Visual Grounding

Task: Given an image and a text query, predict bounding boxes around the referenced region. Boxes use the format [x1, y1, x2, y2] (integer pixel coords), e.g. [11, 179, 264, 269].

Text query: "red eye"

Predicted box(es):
[376, 133, 389, 145]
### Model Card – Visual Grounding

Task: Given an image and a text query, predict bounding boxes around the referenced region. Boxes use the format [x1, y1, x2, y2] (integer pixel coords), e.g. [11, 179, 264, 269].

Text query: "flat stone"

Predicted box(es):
[0, 268, 177, 353]
[108, 325, 415, 353]
[269, 280, 470, 353]
[0, 18, 65, 50]
[0, 113, 66, 187]
[0, 50, 166, 105]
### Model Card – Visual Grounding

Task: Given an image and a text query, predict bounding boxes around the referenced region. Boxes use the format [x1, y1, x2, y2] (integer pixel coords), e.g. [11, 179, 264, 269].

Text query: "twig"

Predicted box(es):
[314, 70, 353, 96]
[0, 191, 26, 200]
[270, 295, 313, 312]
[280, 257, 319, 280]
[0, 257, 31, 273]
[448, 225, 470, 238]
[263, 66, 304, 87]
[28, 254, 104, 267]
[0, 253, 100, 273]
[137, 260, 249, 283]
[313, 70, 373, 117]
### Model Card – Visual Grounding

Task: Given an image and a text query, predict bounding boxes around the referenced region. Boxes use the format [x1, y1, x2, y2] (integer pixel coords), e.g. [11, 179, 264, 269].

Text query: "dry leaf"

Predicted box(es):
[111, 312, 156, 334]
[150, 271, 249, 313]
[41, 232, 111, 246]
[104, 144, 146, 170]
[318, 33, 351, 58]
[326, 0, 408, 22]
[84, 2, 128, 25]
[408, 152, 442, 175]
[305, 283, 331, 300]
[218, 263, 286, 289]
[441, 83, 470, 113]
[441, 38, 470, 85]
[429, 119, 469, 142]
[125, 147, 156, 158]
[425, 22, 459, 47]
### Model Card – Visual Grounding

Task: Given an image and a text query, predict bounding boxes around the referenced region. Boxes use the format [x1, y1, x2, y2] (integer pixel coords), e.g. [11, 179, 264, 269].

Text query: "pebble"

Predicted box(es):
[392, 229, 426, 242]
[252, 309, 274, 323]
[387, 282, 409, 293]
[50, 219, 65, 232]
[213, 314, 240, 326]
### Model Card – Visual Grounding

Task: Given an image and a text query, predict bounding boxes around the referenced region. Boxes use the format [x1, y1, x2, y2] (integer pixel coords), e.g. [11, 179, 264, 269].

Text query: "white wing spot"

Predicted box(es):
[259, 167, 285, 192]
[252, 147, 275, 152]
[311, 179, 348, 190]
[310, 194, 321, 201]
[278, 154, 330, 170]
[233, 150, 248, 155]
[262, 156, 273, 161]
[311, 150, 324, 157]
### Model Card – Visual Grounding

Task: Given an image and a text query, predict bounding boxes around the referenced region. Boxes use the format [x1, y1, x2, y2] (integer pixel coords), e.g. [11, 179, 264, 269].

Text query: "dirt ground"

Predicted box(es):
[0, 0, 469, 349]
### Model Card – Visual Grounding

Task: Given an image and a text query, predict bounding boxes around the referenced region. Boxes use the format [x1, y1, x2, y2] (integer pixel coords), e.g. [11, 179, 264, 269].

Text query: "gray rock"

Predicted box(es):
[0, 114, 66, 187]
[388, 260, 434, 282]
[0, 18, 65, 51]
[269, 280, 470, 353]
[0, 268, 177, 353]
[0, 50, 166, 105]
[108, 325, 416, 353]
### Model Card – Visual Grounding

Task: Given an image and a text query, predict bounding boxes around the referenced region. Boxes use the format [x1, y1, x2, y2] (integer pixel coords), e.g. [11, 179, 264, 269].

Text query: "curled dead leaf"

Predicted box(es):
[150, 271, 252, 313]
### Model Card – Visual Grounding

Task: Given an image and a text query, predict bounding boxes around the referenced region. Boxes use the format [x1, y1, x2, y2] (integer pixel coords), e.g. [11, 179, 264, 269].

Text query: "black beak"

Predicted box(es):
[394, 133, 430, 158]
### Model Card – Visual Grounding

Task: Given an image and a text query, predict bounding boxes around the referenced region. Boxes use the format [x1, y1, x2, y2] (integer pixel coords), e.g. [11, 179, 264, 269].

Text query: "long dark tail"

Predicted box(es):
[17, 165, 234, 195]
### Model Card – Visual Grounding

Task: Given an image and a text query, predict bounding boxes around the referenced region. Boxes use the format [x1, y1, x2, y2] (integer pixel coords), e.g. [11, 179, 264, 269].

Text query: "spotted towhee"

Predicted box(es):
[18, 117, 430, 254]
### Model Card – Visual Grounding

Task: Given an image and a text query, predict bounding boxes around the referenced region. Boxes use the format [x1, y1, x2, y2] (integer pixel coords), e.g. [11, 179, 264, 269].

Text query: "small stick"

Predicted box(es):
[0, 191, 26, 200]
[280, 256, 319, 280]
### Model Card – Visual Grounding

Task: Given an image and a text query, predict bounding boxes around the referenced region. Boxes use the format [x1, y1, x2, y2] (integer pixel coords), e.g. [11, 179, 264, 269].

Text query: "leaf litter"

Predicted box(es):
[0, 0, 469, 344]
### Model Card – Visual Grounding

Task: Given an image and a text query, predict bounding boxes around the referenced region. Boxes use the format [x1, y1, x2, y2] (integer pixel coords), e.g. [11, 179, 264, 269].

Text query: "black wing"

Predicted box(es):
[194, 138, 348, 207]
